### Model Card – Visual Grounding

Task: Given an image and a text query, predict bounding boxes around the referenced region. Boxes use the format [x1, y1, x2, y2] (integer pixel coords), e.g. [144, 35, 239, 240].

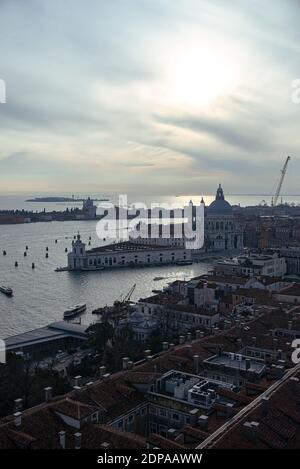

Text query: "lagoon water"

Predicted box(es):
[0, 219, 211, 338]
[1, 192, 300, 339]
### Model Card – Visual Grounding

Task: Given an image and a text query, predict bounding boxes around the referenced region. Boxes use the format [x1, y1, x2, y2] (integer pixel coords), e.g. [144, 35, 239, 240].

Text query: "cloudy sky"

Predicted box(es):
[0, 0, 299, 196]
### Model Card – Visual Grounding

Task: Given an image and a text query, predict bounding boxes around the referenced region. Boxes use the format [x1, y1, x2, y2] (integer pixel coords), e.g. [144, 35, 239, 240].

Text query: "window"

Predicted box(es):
[149, 423, 157, 433]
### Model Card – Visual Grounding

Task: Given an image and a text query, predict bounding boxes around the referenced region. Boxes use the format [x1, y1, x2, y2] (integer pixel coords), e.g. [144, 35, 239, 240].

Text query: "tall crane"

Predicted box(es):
[113, 284, 136, 308]
[271, 156, 291, 207]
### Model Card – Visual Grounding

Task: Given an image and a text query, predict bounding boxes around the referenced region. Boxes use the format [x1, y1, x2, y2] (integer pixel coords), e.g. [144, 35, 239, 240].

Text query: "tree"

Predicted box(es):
[86, 321, 114, 353]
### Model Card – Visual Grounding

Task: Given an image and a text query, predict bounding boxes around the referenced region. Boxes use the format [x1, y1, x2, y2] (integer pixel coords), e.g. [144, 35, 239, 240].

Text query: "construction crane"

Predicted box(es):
[114, 284, 136, 308]
[271, 156, 291, 207]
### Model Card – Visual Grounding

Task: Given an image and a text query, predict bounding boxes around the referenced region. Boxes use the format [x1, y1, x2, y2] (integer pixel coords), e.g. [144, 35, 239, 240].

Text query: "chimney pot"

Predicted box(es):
[59, 430, 66, 449]
[74, 432, 82, 449]
[74, 375, 82, 387]
[14, 412, 22, 428]
[44, 386, 53, 402]
[122, 357, 130, 370]
[193, 355, 199, 374]
[14, 398, 23, 412]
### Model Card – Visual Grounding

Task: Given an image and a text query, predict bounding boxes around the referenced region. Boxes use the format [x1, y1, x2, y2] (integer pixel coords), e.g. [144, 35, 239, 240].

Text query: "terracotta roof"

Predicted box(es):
[182, 425, 209, 442]
[52, 398, 97, 419]
[277, 284, 300, 297]
[147, 433, 186, 449]
[124, 372, 162, 384]
[214, 372, 300, 449]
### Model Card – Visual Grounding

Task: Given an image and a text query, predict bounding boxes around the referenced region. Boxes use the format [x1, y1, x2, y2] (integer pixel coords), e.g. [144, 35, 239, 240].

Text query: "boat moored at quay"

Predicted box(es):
[63, 303, 86, 320]
[0, 285, 13, 297]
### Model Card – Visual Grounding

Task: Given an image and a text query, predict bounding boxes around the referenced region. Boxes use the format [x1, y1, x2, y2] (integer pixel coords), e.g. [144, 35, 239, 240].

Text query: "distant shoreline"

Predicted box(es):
[26, 197, 109, 202]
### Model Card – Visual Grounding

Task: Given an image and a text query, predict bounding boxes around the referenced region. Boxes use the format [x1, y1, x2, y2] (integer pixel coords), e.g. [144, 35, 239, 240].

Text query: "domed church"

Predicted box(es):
[204, 184, 243, 251]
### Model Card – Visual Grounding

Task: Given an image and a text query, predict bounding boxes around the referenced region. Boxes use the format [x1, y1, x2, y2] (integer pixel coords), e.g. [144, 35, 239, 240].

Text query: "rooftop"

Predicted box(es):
[87, 241, 186, 254]
[5, 321, 88, 351]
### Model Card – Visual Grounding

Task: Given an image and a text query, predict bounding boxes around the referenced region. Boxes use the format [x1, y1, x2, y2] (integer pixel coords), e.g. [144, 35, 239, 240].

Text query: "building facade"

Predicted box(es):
[67, 235, 191, 270]
[204, 185, 243, 252]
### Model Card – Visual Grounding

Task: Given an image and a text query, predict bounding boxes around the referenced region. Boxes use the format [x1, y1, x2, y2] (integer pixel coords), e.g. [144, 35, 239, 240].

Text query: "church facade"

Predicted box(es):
[204, 184, 243, 252]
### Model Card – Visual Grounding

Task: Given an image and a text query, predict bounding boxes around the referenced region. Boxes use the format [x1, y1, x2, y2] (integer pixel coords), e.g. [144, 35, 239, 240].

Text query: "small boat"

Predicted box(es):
[153, 276, 164, 281]
[0, 285, 13, 297]
[64, 303, 86, 319]
[176, 260, 193, 266]
[152, 289, 162, 294]
[80, 266, 104, 271]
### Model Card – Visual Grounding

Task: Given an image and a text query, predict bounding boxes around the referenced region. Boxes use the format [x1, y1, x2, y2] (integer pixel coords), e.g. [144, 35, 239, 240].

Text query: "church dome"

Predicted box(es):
[208, 184, 232, 215]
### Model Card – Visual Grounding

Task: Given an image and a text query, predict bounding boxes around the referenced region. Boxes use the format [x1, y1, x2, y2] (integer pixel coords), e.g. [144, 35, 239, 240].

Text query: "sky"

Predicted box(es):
[0, 0, 300, 197]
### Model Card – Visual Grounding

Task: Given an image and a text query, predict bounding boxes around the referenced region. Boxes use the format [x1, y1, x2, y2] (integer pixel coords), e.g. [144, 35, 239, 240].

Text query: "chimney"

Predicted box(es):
[122, 357, 130, 370]
[14, 412, 22, 428]
[14, 398, 23, 413]
[187, 332, 192, 341]
[261, 396, 270, 416]
[195, 330, 201, 339]
[127, 360, 134, 369]
[144, 350, 151, 358]
[74, 375, 82, 387]
[162, 341, 169, 351]
[103, 373, 111, 380]
[288, 320, 293, 331]
[185, 344, 193, 357]
[243, 421, 260, 442]
[44, 386, 53, 402]
[169, 343, 175, 350]
[167, 428, 177, 440]
[100, 442, 110, 449]
[179, 335, 185, 345]
[273, 337, 278, 350]
[289, 376, 299, 392]
[99, 366, 106, 377]
[59, 431, 66, 449]
[198, 414, 208, 431]
[74, 432, 82, 449]
[193, 355, 199, 374]
[189, 408, 199, 427]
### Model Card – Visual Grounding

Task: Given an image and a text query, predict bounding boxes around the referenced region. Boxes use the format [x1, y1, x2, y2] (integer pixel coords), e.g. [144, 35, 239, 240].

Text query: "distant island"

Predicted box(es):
[26, 197, 109, 202]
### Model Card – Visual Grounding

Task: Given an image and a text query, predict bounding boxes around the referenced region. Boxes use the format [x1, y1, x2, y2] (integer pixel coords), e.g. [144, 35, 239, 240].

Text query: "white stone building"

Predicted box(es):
[67, 234, 191, 270]
[215, 252, 287, 277]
